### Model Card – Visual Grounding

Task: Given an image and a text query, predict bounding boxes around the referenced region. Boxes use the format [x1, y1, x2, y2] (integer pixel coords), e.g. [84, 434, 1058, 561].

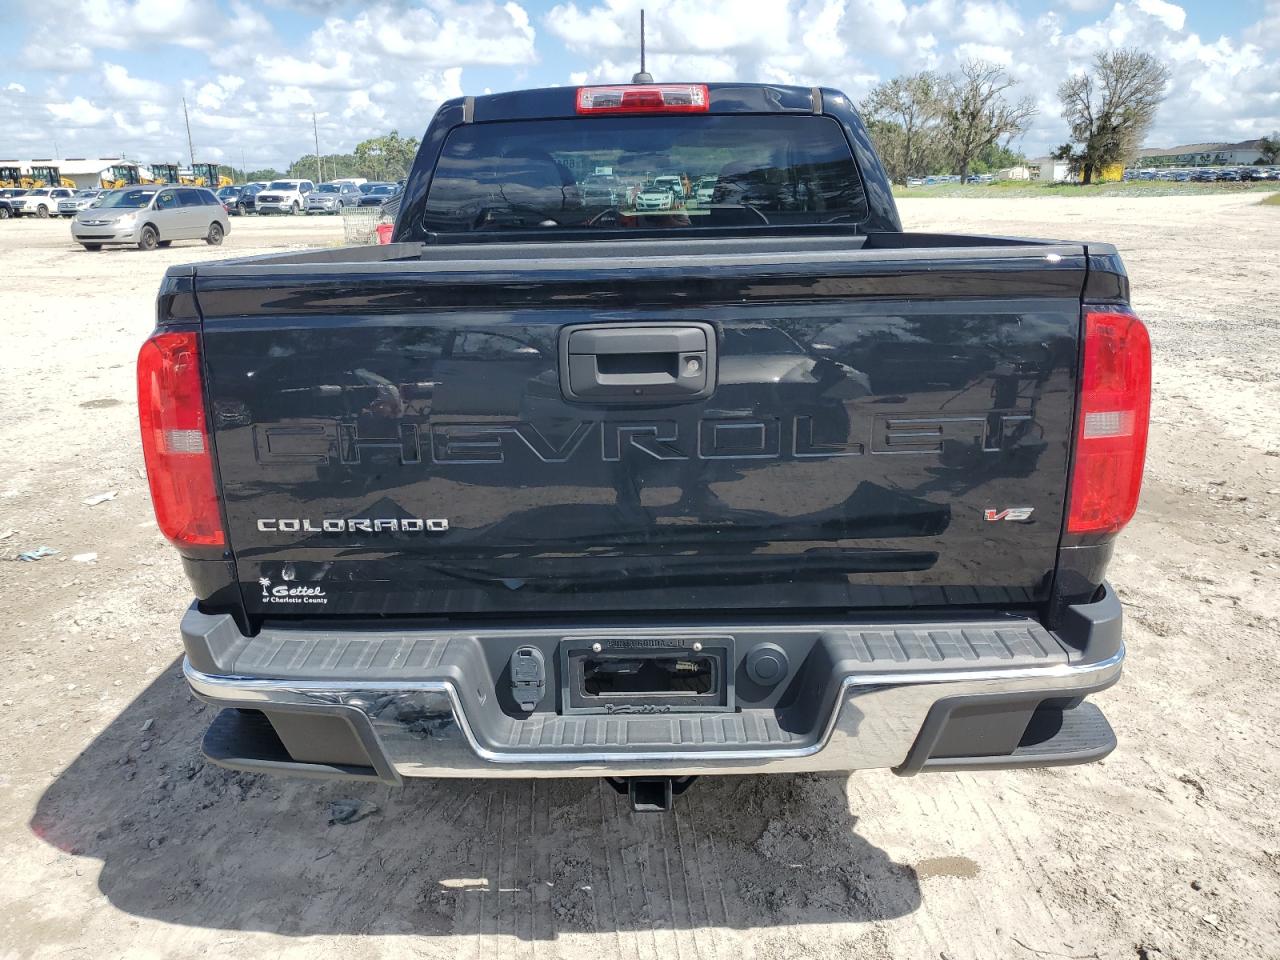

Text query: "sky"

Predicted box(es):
[1, 0, 1277, 170]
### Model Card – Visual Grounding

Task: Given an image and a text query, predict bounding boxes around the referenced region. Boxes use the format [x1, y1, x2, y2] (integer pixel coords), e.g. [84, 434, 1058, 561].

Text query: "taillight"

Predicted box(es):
[576, 84, 709, 114]
[1066, 309, 1151, 535]
[137, 331, 225, 548]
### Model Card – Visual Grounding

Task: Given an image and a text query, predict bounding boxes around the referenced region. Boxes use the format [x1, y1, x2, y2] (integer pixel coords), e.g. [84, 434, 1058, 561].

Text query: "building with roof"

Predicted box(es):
[1135, 139, 1266, 168]
[0, 156, 127, 189]
[1028, 157, 1072, 182]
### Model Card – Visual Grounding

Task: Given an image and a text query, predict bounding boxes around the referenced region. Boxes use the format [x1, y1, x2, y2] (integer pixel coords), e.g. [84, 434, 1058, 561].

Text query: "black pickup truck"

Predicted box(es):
[140, 82, 1149, 811]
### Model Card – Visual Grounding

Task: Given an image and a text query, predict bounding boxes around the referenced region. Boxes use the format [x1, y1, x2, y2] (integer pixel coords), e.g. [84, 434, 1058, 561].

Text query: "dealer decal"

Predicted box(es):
[259, 577, 328, 605]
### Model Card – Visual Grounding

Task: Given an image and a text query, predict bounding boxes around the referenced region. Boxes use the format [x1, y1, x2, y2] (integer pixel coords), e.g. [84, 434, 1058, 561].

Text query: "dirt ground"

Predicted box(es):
[0, 196, 1277, 960]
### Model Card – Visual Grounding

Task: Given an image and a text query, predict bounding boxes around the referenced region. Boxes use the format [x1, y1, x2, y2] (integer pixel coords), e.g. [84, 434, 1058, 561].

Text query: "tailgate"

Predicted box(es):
[197, 244, 1087, 617]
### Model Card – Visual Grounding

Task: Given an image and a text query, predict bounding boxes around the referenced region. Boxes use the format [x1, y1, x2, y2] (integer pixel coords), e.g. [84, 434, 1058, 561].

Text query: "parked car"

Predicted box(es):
[254, 179, 315, 215]
[72, 185, 229, 251]
[217, 185, 248, 215]
[634, 179, 677, 210]
[356, 182, 401, 207]
[692, 175, 718, 203]
[305, 181, 363, 214]
[57, 189, 102, 217]
[651, 174, 685, 198]
[237, 182, 269, 214]
[0, 198, 12, 220]
[0, 187, 30, 200]
[906, 177, 925, 187]
[151, 81, 1144, 812]
[9, 187, 75, 218]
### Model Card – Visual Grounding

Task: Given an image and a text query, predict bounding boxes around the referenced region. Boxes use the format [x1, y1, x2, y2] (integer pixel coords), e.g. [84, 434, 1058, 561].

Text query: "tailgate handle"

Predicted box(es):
[560, 323, 716, 403]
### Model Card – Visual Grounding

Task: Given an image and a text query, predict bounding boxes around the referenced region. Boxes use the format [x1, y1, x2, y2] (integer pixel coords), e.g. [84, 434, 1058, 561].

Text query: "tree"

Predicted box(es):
[1258, 131, 1280, 165]
[970, 141, 1026, 175]
[287, 153, 362, 181]
[861, 72, 943, 184]
[1058, 48, 1171, 184]
[354, 131, 420, 181]
[939, 60, 1035, 182]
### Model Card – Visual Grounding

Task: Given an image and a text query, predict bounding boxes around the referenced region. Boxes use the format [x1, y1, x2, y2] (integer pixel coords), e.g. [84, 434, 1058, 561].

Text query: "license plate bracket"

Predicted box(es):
[560, 637, 735, 714]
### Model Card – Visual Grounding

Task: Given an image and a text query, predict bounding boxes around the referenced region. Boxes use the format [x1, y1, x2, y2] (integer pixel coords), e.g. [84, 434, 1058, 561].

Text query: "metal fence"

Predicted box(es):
[341, 206, 389, 245]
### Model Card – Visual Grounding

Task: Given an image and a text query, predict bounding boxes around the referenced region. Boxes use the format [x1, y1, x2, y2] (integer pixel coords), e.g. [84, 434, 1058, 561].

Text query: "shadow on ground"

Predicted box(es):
[32, 658, 921, 938]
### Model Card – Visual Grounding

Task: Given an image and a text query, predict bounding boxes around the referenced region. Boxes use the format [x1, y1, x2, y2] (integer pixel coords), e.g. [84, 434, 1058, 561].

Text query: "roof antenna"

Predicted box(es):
[632, 9, 653, 83]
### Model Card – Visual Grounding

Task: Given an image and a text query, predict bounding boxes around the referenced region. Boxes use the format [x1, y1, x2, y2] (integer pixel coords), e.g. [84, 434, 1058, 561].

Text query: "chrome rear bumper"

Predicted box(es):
[182, 587, 1125, 783]
[186, 650, 1121, 781]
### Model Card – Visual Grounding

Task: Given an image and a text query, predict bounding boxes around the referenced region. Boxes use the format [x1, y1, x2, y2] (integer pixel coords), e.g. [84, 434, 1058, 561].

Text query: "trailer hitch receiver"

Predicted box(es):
[606, 776, 697, 813]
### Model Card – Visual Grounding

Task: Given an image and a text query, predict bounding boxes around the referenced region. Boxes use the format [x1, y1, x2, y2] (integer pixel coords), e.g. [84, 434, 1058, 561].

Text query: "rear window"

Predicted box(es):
[422, 114, 867, 235]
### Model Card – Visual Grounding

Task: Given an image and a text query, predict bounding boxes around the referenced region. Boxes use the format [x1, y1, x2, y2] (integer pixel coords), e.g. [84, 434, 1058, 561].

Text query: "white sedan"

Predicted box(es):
[634, 186, 675, 211]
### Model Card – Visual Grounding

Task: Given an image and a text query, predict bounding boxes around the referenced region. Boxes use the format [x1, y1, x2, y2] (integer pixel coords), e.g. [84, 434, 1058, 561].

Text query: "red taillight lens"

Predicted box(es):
[1067, 309, 1151, 535]
[576, 84, 709, 114]
[137, 331, 225, 548]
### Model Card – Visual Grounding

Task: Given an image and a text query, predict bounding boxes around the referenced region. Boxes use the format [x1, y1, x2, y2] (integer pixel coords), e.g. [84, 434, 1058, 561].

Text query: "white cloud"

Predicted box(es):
[20, 34, 94, 70]
[319, 1, 537, 66]
[1134, 0, 1186, 32]
[253, 51, 362, 90]
[955, 42, 1015, 65]
[413, 67, 465, 104]
[102, 63, 168, 100]
[46, 96, 109, 126]
[41, 0, 226, 50]
[195, 75, 245, 111]
[1244, 1, 1280, 49]
[956, 1, 1024, 44]
[548, 0, 854, 88]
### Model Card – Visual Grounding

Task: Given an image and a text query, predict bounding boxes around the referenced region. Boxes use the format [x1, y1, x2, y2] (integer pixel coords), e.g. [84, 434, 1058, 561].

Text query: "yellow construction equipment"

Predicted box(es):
[100, 164, 143, 189]
[0, 166, 21, 188]
[27, 165, 75, 188]
[149, 163, 181, 184]
[184, 162, 232, 188]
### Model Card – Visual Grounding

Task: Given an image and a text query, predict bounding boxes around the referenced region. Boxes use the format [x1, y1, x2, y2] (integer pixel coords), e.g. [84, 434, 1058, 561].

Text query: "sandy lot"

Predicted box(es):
[0, 196, 1278, 960]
